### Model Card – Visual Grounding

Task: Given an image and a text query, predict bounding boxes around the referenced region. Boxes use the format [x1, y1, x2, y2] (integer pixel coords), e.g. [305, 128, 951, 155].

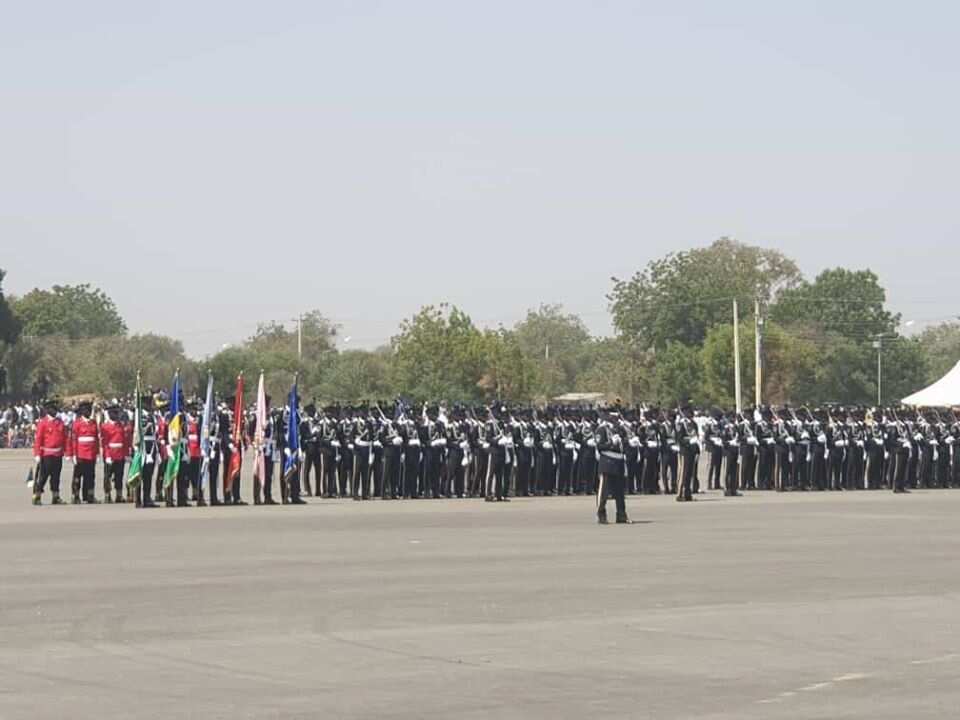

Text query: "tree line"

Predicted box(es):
[1, 239, 957, 405]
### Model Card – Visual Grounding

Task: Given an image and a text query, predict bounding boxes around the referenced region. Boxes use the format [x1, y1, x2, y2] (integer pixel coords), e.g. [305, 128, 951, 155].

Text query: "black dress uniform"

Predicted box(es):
[755, 410, 776, 490]
[533, 416, 555, 496]
[721, 415, 741, 496]
[319, 409, 340, 498]
[381, 417, 403, 499]
[300, 405, 321, 497]
[640, 414, 661, 495]
[892, 419, 912, 493]
[483, 410, 512, 502]
[578, 416, 598, 496]
[658, 414, 678, 495]
[447, 414, 468, 498]
[595, 415, 631, 524]
[401, 416, 421, 499]
[738, 414, 758, 490]
[864, 415, 885, 490]
[676, 410, 699, 502]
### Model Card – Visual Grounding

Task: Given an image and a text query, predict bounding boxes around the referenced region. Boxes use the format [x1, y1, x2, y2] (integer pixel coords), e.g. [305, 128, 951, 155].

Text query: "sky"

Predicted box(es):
[3, 1, 958, 357]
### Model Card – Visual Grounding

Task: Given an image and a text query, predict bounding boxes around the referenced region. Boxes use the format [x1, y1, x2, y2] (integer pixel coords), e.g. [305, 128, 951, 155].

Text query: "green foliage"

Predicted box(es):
[916, 322, 960, 384]
[575, 338, 653, 405]
[609, 237, 801, 350]
[477, 329, 538, 403]
[3, 334, 197, 398]
[653, 341, 705, 406]
[317, 348, 395, 403]
[200, 310, 338, 400]
[13, 284, 126, 339]
[390, 304, 487, 402]
[0, 269, 22, 346]
[512, 304, 591, 398]
[769, 268, 898, 340]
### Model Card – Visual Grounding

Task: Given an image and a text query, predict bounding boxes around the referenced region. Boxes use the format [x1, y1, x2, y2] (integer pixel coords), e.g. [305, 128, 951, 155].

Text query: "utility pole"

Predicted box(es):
[733, 298, 742, 414]
[754, 297, 763, 407]
[297, 314, 303, 362]
[873, 334, 883, 406]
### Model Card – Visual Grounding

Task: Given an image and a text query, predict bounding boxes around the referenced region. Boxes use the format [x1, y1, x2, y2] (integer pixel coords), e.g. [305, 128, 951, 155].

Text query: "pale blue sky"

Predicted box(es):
[3, 1, 958, 355]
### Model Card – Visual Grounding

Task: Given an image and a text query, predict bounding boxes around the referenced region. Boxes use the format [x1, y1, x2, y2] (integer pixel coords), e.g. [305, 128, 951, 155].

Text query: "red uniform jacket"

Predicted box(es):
[34, 416, 68, 458]
[70, 417, 100, 461]
[186, 419, 202, 460]
[100, 420, 130, 462]
[156, 415, 169, 462]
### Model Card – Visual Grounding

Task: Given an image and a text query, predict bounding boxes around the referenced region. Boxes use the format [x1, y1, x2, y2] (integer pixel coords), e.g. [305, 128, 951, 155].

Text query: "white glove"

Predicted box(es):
[105, 457, 113, 466]
[229, 443, 236, 452]
[298, 450, 306, 460]
[34, 456, 41, 466]
[392, 437, 403, 446]
[284, 448, 292, 457]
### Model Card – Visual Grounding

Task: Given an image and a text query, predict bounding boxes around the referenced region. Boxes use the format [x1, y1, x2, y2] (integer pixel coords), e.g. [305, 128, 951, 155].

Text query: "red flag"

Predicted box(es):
[225, 372, 244, 494]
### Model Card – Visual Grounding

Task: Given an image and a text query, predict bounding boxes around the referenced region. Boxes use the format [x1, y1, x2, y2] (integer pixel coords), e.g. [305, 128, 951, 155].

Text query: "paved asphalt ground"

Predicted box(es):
[1, 449, 959, 719]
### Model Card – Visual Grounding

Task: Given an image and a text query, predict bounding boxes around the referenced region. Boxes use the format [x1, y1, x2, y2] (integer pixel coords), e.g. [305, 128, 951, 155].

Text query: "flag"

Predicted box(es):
[126, 372, 145, 489]
[163, 370, 183, 489]
[283, 377, 299, 482]
[199, 372, 214, 497]
[253, 371, 266, 487]
[225, 372, 244, 494]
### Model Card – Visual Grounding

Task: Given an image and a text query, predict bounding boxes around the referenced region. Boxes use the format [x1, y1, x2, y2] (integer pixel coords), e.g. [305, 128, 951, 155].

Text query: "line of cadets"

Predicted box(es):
[32, 394, 960, 507]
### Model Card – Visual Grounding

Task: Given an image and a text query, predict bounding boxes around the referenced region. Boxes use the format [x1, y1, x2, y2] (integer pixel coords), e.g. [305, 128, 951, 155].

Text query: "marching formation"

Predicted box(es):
[27, 369, 960, 523]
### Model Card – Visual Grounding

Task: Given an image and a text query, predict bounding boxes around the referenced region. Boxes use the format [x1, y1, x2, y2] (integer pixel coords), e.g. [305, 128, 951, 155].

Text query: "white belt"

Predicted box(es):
[43, 447, 63, 453]
[77, 437, 96, 443]
[188, 434, 199, 440]
[108, 443, 124, 448]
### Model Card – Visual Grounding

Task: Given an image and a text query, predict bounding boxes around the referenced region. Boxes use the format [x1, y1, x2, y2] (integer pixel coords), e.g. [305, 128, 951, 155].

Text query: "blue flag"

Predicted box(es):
[283, 378, 299, 480]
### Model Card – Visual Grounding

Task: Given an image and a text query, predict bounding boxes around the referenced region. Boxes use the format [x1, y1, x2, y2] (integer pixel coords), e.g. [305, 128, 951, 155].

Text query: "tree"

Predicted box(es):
[877, 336, 928, 404]
[477, 329, 538, 403]
[701, 321, 818, 406]
[916, 322, 960, 385]
[2, 334, 196, 398]
[203, 310, 339, 399]
[0, 269, 22, 346]
[653, 341, 705, 406]
[13, 284, 126, 339]
[609, 238, 801, 350]
[575, 337, 654, 405]
[512, 304, 591, 398]
[390, 304, 487, 402]
[318, 348, 395, 403]
[769, 268, 898, 340]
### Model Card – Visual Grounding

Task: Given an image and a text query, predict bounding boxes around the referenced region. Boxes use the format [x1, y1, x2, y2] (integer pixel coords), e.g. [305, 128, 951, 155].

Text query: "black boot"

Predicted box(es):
[597, 509, 608, 524]
[615, 513, 632, 524]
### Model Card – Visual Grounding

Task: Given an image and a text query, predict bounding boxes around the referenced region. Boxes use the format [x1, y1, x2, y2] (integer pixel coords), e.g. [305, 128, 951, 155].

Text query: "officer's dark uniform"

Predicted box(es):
[596, 415, 630, 524]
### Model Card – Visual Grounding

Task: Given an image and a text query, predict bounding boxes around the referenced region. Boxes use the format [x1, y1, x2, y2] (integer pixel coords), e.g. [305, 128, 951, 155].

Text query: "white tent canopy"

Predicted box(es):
[901, 360, 960, 407]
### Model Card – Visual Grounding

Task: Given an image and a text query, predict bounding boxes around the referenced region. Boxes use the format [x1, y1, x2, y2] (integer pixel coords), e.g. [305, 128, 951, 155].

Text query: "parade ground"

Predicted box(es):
[1, 449, 958, 720]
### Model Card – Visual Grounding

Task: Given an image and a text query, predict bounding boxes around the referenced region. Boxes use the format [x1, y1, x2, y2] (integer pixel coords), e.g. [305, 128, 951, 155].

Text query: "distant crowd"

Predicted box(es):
[0, 402, 38, 449]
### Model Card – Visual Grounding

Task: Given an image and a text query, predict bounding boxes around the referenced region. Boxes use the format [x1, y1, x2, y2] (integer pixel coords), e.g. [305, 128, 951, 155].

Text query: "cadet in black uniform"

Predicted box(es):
[595, 410, 631, 524]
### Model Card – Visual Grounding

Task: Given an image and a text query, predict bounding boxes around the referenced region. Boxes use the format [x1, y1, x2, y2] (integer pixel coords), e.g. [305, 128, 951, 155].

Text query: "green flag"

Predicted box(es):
[127, 372, 145, 489]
